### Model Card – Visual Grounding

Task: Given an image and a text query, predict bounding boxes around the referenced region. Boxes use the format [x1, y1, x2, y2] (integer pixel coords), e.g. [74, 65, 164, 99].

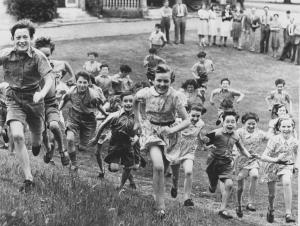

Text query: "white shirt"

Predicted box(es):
[177, 4, 184, 17]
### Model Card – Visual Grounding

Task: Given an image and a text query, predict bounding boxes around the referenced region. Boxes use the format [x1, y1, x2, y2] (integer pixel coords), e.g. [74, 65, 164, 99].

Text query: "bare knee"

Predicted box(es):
[185, 170, 193, 178]
[66, 131, 75, 143]
[110, 163, 119, 172]
[49, 121, 60, 132]
[225, 179, 233, 189]
[12, 132, 25, 144]
[153, 164, 164, 174]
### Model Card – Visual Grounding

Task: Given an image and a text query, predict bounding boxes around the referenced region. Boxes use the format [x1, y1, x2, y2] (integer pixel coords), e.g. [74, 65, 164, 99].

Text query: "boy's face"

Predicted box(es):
[155, 26, 160, 32]
[13, 28, 32, 53]
[190, 110, 201, 124]
[277, 106, 287, 117]
[276, 83, 284, 92]
[39, 47, 51, 60]
[88, 54, 96, 61]
[279, 119, 293, 138]
[76, 76, 89, 93]
[221, 80, 230, 90]
[187, 84, 195, 93]
[244, 119, 257, 133]
[122, 95, 134, 112]
[223, 115, 237, 133]
[101, 67, 109, 76]
[154, 73, 171, 94]
[199, 57, 205, 64]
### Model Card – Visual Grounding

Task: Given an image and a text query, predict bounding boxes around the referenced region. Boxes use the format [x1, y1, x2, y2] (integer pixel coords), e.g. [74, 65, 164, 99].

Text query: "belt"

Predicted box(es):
[150, 120, 175, 126]
[10, 85, 40, 93]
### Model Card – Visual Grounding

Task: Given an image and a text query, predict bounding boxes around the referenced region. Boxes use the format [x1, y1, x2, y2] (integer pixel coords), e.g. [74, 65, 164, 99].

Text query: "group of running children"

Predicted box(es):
[0, 19, 298, 224]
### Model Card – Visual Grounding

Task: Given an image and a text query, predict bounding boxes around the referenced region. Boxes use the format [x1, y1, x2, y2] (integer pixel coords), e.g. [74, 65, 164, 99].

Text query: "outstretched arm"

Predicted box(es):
[89, 116, 113, 146]
[235, 140, 252, 158]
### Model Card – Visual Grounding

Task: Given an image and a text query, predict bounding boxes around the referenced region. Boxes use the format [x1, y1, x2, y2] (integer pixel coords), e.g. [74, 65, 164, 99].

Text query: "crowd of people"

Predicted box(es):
[154, 0, 300, 65]
[0, 7, 298, 225]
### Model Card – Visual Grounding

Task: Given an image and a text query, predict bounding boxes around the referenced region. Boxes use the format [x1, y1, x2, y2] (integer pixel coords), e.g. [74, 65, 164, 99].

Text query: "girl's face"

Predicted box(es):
[244, 119, 257, 133]
[13, 28, 32, 53]
[101, 67, 109, 76]
[221, 81, 230, 90]
[277, 106, 287, 117]
[154, 73, 171, 94]
[76, 76, 89, 93]
[223, 115, 237, 133]
[279, 119, 293, 138]
[199, 57, 205, 64]
[122, 95, 134, 112]
[88, 54, 96, 62]
[186, 84, 195, 93]
[190, 110, 201, 125]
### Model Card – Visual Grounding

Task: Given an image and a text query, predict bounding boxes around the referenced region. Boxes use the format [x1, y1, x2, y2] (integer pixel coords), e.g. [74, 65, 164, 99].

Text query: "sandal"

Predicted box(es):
[236, 206, 243, 218]
[246, 203, 256, 212]
[285, 214, 296, 223]
[218, 210, 233, 219]
[266, 207, 274, 223]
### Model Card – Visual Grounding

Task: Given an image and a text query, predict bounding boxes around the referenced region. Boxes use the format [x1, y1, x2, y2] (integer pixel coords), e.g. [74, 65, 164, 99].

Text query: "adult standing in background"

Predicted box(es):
[172, 0, 188, 44]
[249, 8, 260, 52]
[279, 18, 296, 62]
[208, 4, 218, 46]
[197, 3, 209, 47]
[219, 4, 233, 47]
[281, 10, 292, 58]
[231, 8, 244, 50]
[260, 6, 272, 54]
[160, 0, 172, 44]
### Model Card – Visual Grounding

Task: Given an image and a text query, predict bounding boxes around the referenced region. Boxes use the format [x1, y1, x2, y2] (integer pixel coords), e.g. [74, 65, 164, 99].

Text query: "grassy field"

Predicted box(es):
[0, 29, 298, 226]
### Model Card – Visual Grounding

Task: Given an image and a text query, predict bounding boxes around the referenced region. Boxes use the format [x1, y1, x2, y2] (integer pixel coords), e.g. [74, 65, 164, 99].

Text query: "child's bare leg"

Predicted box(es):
[66, 130, 77, 168]
[171, 164, 180, 190]
[220, 178, 233, 211]
[248, 168, 258, 205]
[49, 121, 63, 154]
[42, 128, 51, 152]
[149, 146, 165, 210]
[281, 173, 292, 215]
[95, 143, 104, 173]
[237, 170, 248, 207]
[182, 159, 193, 200]
[120, 167, 131, 189]
[267, 181, 276, 210]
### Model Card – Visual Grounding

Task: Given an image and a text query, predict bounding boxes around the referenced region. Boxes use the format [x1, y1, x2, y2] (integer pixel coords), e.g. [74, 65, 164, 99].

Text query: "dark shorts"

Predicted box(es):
[206, 156, 233, 192]
[45, 98, 60, 125]
[196, 76, 208, 87]
[66, 109, 97, 150]
[6, 88, 45, 137]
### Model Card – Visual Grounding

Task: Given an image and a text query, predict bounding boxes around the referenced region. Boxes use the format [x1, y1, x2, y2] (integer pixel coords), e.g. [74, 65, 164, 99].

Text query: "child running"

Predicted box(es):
[90, 92, 142, 189]
[268, 104, 292, 136]
[134, 64, 190, 218]
[95, 64, 112, 99]
[261, 117, 298, 223]
[205, 111, 255, 219]
[235, 112, 269, 218]
[111, 65, 134, 95]
[149, 24, 167, 51]
[191, 51, 214, 87]
[169, 105, 207, 206]
[83, 52, 102, 80]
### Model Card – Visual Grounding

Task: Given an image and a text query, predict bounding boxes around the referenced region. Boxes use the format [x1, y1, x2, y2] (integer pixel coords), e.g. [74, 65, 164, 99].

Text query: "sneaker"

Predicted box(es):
[285, 214, 296, 223]
[218, 210, 233, 219]
[183, 199, 194, 206]
[98, 172, 105, 179]
[60, 151, 70, 166]
[32, 145, 41, 156]
[157, 209, 166, 219]
[170, 187, 177, 198]
[208, 185, 216, 193]
[129, 183, 137, 190]
[266, 207, 275, 223]
[246, 203, 256, 212]
[19, 180, 35, 193]
[43, 144, 55, 164]
[236, 206, 243, 218]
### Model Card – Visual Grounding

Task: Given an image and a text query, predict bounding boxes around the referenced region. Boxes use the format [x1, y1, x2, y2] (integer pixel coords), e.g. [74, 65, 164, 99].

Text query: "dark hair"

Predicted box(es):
[199, 84, 207, 89]
[149, 48, 157, 54]
[155, 23, 162, 29]
[275, 78, 285, 86]
[76, 71, 90, 82]
[286, 10, 291, 14]
[241, 112, 259, 124]
[191, 104, 207, 114]
[210, 3, 216, 10]
[197, 51, 206, 58]
[34, 37, 55, 53]
[181, 79, 198, 90]
[222, 111, 239, 122]
[120, 91, 134, 100]
[10, 19, 35, 39]
[273, 103, 288, 116]
[221, 78, 231, 85]
[120, 64, 132, 73]
[87, 52, 99, 58]
[100, 64, 109, 70]
[274, 117, 295, 132]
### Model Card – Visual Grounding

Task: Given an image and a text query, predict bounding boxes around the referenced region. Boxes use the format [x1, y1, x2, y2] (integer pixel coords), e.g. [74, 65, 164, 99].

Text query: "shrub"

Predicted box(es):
[85, 0, 102, 17]
[5, 0, 58, 22]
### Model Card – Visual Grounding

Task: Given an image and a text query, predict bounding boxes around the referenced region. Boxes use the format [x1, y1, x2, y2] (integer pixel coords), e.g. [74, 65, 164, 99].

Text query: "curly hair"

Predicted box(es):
[241, 112, 259, 124]
[34, 36, 55, 53]
[181, 79, 198, 90]
[10, 19, 35, 38]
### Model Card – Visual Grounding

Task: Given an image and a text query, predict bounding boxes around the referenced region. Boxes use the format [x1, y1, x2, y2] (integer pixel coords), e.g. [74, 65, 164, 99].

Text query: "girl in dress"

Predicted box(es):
[169, 105, 207, 206]
[270, 14, 281, 58]
[220, 4, 233, 47]
[208, 4, 218, 46]
[235, 112, 269, 218]
[134, 64, 190, 218]
[197, 3, 210, 47]
[231, 9, 244, 49]
[261, 117, 298, 223]
[268, 104, 291, 136]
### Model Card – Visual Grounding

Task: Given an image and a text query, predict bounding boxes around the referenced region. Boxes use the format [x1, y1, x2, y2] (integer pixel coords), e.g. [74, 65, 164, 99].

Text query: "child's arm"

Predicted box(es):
[64, 61, 76, 85]
[234, 89, 245, 103]
[59, 93, 70, 111]
[89, 115, 113, 146]
[191, 63, 198, 79]
[235, 140, 253, 158]
[209, 88, 218, 105]
[143, 56, 149, 67]
[261, 145, 286, 163]
[265, 92, 273, 111]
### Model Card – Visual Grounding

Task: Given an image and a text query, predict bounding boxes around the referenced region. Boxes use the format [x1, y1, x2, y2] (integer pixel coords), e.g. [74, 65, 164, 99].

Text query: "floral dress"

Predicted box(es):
[261, 135, 298, 182]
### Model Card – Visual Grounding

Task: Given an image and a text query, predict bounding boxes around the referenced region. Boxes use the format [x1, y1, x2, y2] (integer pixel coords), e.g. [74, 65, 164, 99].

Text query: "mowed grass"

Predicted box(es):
[0, 29, 298, 226]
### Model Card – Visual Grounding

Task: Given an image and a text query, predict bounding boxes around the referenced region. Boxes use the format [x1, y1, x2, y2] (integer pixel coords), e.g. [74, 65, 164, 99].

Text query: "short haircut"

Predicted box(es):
[120, 91, 134, 100]
[155, 64, 175, 83]
[275, 117, 295, 132]
[273, 103, 288, 116]
[76, 71, 90, 82]
[241, 112, 259, 124]
[100, 64, 109, 70]
[120, 64, 132, 73]
[273, 13, 279, 17]
[275, 78, 285, 86]
[191, 104, 207, 114]
[149, 48, 157, 54]
[197, 51, 206, 58]
[181, 79, 198, 90]
[10, 19, 35, 38]
[155, 23, 162, 29]
[34, 37, 55, 53]
[222, 111, 239, 122]
[221, 78, 231, 85]
[286, 10, 291, 14]
[87, 51, 98, 58]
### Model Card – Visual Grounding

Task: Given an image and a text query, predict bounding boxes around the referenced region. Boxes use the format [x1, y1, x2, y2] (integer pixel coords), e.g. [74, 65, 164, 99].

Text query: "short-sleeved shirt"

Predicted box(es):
[95, 74, 112, 97]
[212, 88, 241, 108]
[208, 128, 241, 160]
[144, 55, 166, 72]
[267, 90, 291, 107]
[63, 86, 102, 117]
[83, 61, 101, 78]
[191, 60, 213, 77]
[161, 6, 172, 18]
[111, 73, 133, 94]
[149, 31, 167, 46]
[136, 86, 186, 123]
[0, 47, 52, 90]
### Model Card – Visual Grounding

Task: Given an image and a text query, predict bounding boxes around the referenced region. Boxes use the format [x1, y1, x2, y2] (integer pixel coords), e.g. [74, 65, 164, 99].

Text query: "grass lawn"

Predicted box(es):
[0, 29, 298, 226]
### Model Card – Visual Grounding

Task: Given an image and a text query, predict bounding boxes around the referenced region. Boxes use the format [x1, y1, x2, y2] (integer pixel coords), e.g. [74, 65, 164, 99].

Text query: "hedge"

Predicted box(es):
[85, 0, 102, 17]
[5, 0, 58, 22]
